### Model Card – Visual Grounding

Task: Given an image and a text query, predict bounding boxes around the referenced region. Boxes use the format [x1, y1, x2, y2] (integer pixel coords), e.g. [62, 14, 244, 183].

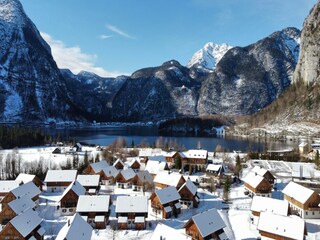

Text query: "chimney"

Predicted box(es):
[68, 219, 70, 227]
[300, 165, 303, 180]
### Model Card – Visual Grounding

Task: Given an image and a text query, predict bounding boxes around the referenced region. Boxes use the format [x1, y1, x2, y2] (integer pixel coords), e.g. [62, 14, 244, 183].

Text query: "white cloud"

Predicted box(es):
[106, 24, 136, 39]
[99, 34, 112, 40]
[41, 32, 127, 78]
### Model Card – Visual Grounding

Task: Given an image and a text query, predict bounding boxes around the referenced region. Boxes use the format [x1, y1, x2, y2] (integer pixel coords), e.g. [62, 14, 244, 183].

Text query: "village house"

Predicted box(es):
[0, 181, 19, 201]
[257, 212, 306, 240]
[101, 166, 119, 185]
[0, 195, 35, 226]
[113, 159, 125, 170]
[73, 142, 82, 152]
[206, 163, 227, 177]
[59, 181, 86, 216]
[243, 172, 272, 198]
[83, 161, 109, 175]
[179, 149, 208, 173]
[15, 173, 43, 191]
[131, 170, 153, 191]
[184, 208, 228, 240]
[76, 175, 100, 194]
[0, 208, 45, 240]
[178, 179, 199, 208]
[250, 166, 275, 185]
[145, 155, 169, 178]
[76, 195, 111, 229]
[151, 222, 192, 240]
[115, 168, 136, 189]
[250, 196, 289, 225]
[56, 213, 92, 240]
[1, 181, 41, 208]
[138, 148, 162, 161]
[150, 186, 181, 219]
[126, 157, 141, 171]
[162, 151, 179, 166]
[282, 181, 320, 219]
[115, 196, 148, 230]
[154, 170, 186, 189]
[299, 142, 309, 155]
[44, 170, 77, 192]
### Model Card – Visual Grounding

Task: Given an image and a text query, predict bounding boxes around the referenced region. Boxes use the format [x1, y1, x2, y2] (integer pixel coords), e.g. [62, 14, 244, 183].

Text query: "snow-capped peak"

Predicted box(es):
[187, 42, 232, 71]
[0, 0, 25, 25]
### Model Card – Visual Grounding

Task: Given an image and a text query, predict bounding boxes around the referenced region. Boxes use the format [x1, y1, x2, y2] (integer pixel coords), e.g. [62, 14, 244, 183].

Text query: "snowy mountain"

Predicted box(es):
[187, 43, 232, 71]
[197, 27, 301, 116]
[0, 0, 86, 123]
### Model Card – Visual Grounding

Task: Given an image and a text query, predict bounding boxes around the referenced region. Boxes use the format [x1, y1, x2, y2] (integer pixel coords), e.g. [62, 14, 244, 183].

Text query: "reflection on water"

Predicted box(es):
[48, 126, 296, 152]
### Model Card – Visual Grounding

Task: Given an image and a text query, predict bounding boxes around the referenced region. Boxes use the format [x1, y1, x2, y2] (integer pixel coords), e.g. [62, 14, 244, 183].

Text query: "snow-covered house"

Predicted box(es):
[299, 142, 309, 155]
[138, 148, 162, 160]
[257, 212, 306, 240]
[145, 156, 169, 177]
[150, 186, 181, 219]
[0, 209, 45, 240]
[44, 170, 77, 192]
[162, 151, 179, 165]
[214, 126, 225, 137]
[250, 196, 289, 225]
[282, 181, 320, 219]
[126, 157, 141, 171]
[131, 170, 153, 191]
[178, 179, 199, 208]
[151, 222, 192, 240]
[184, 208, 228, 240]
[243, 172, 272, 198]
[1, 181, 41, 207]
[101, 166, 119, 185]
[179, 149, 208, 172]
[154, 171, 186, 189]
[206, 163, 227, 177]
[115, 168, 136, 189]
[76, 175, 100, 194]
[73, 142, 82, 152]
[56, 213, 92, 240]
[115, 196, 148, 230]
[59, 181, 86, 216]
[113, 159, 125, 170]
[0, 195, 35, 226]
[76, 195, 111, 229]
[250, 166, 275, 185]
[83, 161, 109, 175]
[0, 180, 19, 201]
[15, 173, 43, 191]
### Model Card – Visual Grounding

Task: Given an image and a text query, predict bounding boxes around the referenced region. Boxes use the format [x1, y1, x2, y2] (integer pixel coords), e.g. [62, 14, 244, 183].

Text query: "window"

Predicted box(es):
[306, 212, 308, 215]
[62, 209, 67, 213]
[69, 208, 74, 212]
[313, 212, 315, 215]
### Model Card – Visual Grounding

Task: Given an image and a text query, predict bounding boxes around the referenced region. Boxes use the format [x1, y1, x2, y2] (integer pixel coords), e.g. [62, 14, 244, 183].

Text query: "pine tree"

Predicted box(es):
[223, 175, 231, 202]
[235, 154, 242, 177]
[315, 150, 320, 167]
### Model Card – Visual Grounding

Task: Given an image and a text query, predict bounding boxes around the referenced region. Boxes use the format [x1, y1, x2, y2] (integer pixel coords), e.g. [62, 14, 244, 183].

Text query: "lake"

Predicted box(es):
[52, 125, 296, 152]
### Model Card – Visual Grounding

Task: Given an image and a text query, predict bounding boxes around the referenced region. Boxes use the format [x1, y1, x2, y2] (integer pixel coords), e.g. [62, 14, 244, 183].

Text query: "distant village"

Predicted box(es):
[0, 140, 320, 239]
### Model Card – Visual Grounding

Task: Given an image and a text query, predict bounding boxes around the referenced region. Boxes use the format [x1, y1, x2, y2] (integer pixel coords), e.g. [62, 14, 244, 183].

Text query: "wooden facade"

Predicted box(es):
[130, 160, 141, 170]
[1, 192, 39, 209]
[0, 223, 43, 240]
[154, 175, 185, 190]
[60, 190, 80, 215]
[244, 179, 272, 197]
[114, 161, 124, 170]
[284, 191, 320, 210]
[0, 205, 16, 226]
[179, 185, 199, 208]
[184, 220, 224, 240]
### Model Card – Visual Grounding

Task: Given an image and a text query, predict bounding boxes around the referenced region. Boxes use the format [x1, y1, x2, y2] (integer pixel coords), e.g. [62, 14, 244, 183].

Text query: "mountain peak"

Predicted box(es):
[187, 42, 232, 71]
[0, 0, 25, 24]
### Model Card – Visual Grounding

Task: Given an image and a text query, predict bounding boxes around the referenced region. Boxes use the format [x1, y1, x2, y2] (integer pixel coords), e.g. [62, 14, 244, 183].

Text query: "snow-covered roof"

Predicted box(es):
[151, 222, 192, 240]
[115, 196, 148, 213]
[90, 161, 109, 173]
[119, 168, 136, 180]
[0, 180, 19, 194]
[155, 186, 180, 204]
[102, 166, 119, 178]
[190, 208, 226, 238]
[154, 171, 184, 187]
[44, 170, 77, 183]
[15, 173, 36, 184]
[250, 196, 288, 216]
[113, 159, 124, 167]
[179, 179, 197, 196]
[139, 148, 162, 157]
[299, 142, 308, 147]
[243, 172, 265, 188]
[8, 195, 36, 215]
[161, 151, 177, 158]
[76, 195, 110, 213]
[76, 175, 100, 187]
[282, 181, 316, 204]
[60, 181, 86, 201]
[56, 213, 92, 240]
[10, 209, 42, 237]
[206, 164, 222, 172]
[180, 149, 208, 159]
[11, 181, 41, 199]
[136, 170, 153, 184]
[148, 155, 166, 162]
[257, 212, 305, 240]
[251, 166, 269, 177]
[145, 159, 167, 175]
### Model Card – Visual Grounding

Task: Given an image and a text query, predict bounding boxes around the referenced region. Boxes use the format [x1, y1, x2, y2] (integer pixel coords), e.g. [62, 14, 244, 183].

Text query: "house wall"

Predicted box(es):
[45, 182, 72, 192]
[114, 162, 124, 170]
[0, 192, 16, 207]
[185, 221, 205, 240]
[60, 190, 79, 216]
[259, 230, 294, 240]
[179, 186, 198, 208]
[0, 222, 24, 240]
[0, 206, 16, 225]
[131, 161, 140, 170]
[263, 172, 275, 185]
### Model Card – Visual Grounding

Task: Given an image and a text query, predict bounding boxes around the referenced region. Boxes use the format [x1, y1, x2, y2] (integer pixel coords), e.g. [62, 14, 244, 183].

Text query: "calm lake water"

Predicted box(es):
[52, 126, 296, 152]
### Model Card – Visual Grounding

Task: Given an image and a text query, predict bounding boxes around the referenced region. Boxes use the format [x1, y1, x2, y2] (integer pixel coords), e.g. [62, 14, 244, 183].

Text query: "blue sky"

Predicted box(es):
[20, 0, 317, 77]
